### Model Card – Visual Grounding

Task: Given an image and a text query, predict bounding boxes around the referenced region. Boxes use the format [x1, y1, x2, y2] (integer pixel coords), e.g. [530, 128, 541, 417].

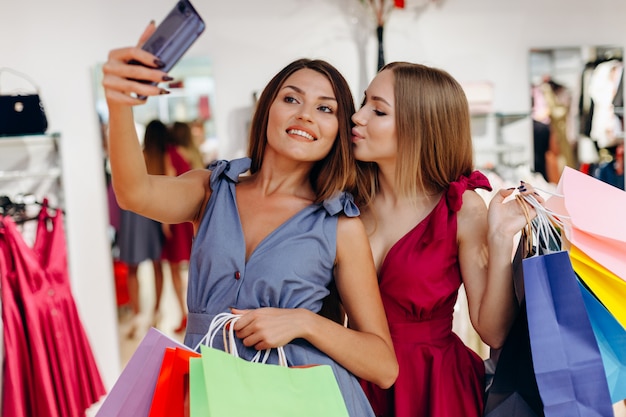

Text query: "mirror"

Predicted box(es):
[529, 45, 624, 189]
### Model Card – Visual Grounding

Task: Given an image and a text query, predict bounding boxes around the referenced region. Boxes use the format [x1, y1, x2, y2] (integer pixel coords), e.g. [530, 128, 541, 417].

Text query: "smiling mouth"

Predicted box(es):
[287, 128, 317, 141]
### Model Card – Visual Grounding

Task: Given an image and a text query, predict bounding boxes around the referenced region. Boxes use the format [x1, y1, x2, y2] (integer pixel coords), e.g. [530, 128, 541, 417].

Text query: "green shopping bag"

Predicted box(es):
[189, 312, 349, 417]
[189, 356, 209, 417]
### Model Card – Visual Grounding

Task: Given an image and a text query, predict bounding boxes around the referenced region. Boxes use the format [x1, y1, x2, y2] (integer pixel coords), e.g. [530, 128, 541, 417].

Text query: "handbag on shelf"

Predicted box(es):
[189, 312, 350, 417]
[0, 67, 48, 136]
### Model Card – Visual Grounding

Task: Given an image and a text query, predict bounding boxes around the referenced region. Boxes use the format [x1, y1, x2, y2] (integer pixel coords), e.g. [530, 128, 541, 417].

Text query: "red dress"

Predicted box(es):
[361, 172, 491, 417]
[161, 145, 194, 263]
[0, 205, 105, 417]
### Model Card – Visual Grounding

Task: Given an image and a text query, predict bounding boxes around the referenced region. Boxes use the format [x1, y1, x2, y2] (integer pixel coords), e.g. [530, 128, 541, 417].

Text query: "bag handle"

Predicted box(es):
[194, 312, 288, 367]
[517, 191, 567, 254]
[0, 67, 41, 94]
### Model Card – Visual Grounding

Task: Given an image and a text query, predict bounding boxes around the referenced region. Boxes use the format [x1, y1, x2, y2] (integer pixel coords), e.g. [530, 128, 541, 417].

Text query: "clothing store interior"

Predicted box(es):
[2, 0, 626, 416]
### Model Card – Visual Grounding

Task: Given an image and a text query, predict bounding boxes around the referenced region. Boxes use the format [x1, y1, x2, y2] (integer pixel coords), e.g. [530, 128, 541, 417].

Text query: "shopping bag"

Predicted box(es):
[569, 244, 626, 329]
[190, 312, 349, 417]
[523, 250, 613, 417]
[578, 280, 626, 404]
[148, 347, 200, 417]
[95, 327, 193, 417]
[484, 233, 544, 417]
[483, 302, 544, 417]
[197, 345, 349, 417]
[189, 356, 209, 417]
[545, 166, 626, 281]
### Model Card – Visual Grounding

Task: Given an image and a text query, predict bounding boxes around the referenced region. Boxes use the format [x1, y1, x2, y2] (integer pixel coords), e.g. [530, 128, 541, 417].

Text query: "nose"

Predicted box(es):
[297, 106, 313, 123]
[352, 107, 365, 126]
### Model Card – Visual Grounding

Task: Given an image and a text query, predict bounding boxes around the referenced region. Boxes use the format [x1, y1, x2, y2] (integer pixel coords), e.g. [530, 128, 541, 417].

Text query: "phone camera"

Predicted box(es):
[177, 1, 186, 13]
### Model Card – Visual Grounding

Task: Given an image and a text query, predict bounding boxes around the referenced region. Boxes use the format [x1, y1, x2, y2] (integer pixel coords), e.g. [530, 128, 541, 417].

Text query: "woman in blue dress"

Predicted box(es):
[102, 22, 398, 416]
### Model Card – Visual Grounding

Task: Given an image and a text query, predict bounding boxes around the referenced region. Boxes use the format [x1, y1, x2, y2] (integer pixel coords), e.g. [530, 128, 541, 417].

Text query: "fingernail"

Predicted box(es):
[162, 75, 174, 81]
[159, 89, 170, 95]
[518, 186, 527, 192]
[154, 58, 166, 68]
[506, 187, 516, 190]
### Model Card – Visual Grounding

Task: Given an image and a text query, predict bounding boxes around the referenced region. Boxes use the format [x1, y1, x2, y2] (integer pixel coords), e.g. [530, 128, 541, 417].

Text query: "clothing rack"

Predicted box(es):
[0, 132, 64, 210]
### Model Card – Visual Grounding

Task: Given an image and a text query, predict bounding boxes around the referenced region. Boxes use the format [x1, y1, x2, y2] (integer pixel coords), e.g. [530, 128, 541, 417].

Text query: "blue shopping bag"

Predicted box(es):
[523, 251, 613, 417]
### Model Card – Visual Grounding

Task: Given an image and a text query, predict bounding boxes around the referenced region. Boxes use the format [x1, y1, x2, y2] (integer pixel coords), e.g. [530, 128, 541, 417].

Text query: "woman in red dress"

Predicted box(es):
[352, 62, 541, 417]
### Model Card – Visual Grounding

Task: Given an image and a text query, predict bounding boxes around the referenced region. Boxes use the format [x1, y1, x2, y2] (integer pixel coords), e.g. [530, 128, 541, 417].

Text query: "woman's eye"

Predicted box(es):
[318, 105, 334, 114]
[284, 96, 298, 104]
[374, 109, 386, 116]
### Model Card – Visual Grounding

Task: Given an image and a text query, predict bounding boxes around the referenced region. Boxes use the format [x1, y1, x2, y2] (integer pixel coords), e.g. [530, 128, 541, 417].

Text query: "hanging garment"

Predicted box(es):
[0, 204, 106, 417]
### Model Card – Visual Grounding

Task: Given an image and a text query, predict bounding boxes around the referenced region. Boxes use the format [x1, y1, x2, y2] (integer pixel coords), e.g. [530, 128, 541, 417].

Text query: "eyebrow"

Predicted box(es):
[363, 92, 392, 107]
[283, 85, 337, 102]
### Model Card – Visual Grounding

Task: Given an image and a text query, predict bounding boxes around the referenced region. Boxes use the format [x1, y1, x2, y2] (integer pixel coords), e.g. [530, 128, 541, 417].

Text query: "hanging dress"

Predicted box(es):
[0, 205, 105, 417]
[182, 158, 377, 417]
[33, 203, 106, 414]
[360, 171, 492, 417]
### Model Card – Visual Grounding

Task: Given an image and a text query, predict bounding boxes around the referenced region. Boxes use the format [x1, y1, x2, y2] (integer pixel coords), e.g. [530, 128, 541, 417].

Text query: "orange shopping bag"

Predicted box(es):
[148, 347, 201, 417]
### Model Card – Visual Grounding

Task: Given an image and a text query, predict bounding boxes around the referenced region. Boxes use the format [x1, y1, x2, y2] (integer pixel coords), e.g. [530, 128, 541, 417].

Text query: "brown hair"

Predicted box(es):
[355, 62, 474, 206]
[247, 58, 356, 203]
[170, 121, 205, 169]
[143, 119, 170, 175]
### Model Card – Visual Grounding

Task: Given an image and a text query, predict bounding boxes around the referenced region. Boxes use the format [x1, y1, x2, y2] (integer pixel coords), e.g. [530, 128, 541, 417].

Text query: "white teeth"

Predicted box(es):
[287, 129, 316, 141]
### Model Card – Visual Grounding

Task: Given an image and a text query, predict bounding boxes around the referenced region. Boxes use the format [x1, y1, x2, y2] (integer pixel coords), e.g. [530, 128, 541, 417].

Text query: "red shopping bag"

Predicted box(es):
[148, 347, 200, 417]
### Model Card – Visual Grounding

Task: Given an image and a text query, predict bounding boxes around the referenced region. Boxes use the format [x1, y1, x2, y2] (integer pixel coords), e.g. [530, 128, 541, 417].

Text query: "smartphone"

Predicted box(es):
[130, 0, 205, 96]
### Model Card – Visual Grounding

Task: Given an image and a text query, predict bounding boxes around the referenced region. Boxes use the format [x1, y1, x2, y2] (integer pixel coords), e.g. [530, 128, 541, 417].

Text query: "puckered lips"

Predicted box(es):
[351, 127, 364, 143]
[287, 126, 317, 141]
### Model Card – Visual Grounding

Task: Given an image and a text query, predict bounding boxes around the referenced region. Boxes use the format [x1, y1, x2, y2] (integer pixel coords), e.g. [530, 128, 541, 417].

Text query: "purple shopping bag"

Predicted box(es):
[523, 250, 613, 417]
[95, 328, 193, 417]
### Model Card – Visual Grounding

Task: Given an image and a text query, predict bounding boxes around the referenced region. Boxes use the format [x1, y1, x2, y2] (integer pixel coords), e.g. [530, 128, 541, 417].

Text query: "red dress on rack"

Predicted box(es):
[0, 205, 105, 417]
[1, 213, 61, 417]
[34, 204, 106, 414]
[360, 172, 491, 417]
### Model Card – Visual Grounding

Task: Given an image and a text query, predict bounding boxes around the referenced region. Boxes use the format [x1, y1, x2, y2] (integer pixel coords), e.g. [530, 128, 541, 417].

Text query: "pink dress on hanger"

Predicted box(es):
[360, 172, 491, 417]
[0, 204, 105, 417]
[33, 203, 106, 414]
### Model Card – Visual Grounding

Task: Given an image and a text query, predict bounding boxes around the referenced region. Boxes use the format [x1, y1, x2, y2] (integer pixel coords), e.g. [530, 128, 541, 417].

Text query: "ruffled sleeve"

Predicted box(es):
[207, 158, 251, 189]
[322, 191, 360, 218]
[446, 170, 492, 212]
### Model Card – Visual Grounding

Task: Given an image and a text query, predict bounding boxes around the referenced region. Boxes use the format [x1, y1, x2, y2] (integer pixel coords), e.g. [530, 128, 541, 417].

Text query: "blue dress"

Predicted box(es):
[183, 158, 376, 417]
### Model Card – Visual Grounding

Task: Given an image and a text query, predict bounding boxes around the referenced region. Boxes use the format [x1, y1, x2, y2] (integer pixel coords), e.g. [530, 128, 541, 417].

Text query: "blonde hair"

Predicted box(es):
[355, 62, 474, 206]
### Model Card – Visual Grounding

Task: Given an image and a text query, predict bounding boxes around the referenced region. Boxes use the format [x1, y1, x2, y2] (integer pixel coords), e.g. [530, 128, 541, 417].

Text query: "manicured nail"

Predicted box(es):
[154, 58, 166, 68]
[159, 89, 170, 95]
[162, 75, 174, 81]
[507, 187, 516, 190]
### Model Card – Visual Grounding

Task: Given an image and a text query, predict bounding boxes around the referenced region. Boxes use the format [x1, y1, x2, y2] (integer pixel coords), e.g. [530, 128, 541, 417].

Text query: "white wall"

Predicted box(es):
[1, 0, 625, 388]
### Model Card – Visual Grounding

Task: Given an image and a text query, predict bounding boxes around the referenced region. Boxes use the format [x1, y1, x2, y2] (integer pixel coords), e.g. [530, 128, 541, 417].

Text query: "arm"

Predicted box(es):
[232, 215, 398, 388]
[102, 23, 210, 226]
[459, 188, 537, 349]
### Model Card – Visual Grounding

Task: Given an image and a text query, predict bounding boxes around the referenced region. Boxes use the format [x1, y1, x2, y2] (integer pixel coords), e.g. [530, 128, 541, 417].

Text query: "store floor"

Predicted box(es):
[117, 260, 187, 366]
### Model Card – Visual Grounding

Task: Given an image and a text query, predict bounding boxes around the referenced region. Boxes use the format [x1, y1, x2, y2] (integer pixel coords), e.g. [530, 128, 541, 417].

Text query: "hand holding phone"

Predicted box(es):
[130, 0, 205, 97]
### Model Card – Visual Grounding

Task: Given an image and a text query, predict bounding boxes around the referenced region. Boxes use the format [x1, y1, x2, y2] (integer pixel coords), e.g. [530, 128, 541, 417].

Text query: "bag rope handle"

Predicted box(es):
[0, 67, 42, 94]
[194, 312, 288, 367]
[517, 192, 565, 254]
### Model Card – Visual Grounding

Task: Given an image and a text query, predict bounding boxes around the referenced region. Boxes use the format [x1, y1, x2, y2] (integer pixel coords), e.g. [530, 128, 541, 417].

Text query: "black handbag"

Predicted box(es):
[0, 67, 48, 136]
